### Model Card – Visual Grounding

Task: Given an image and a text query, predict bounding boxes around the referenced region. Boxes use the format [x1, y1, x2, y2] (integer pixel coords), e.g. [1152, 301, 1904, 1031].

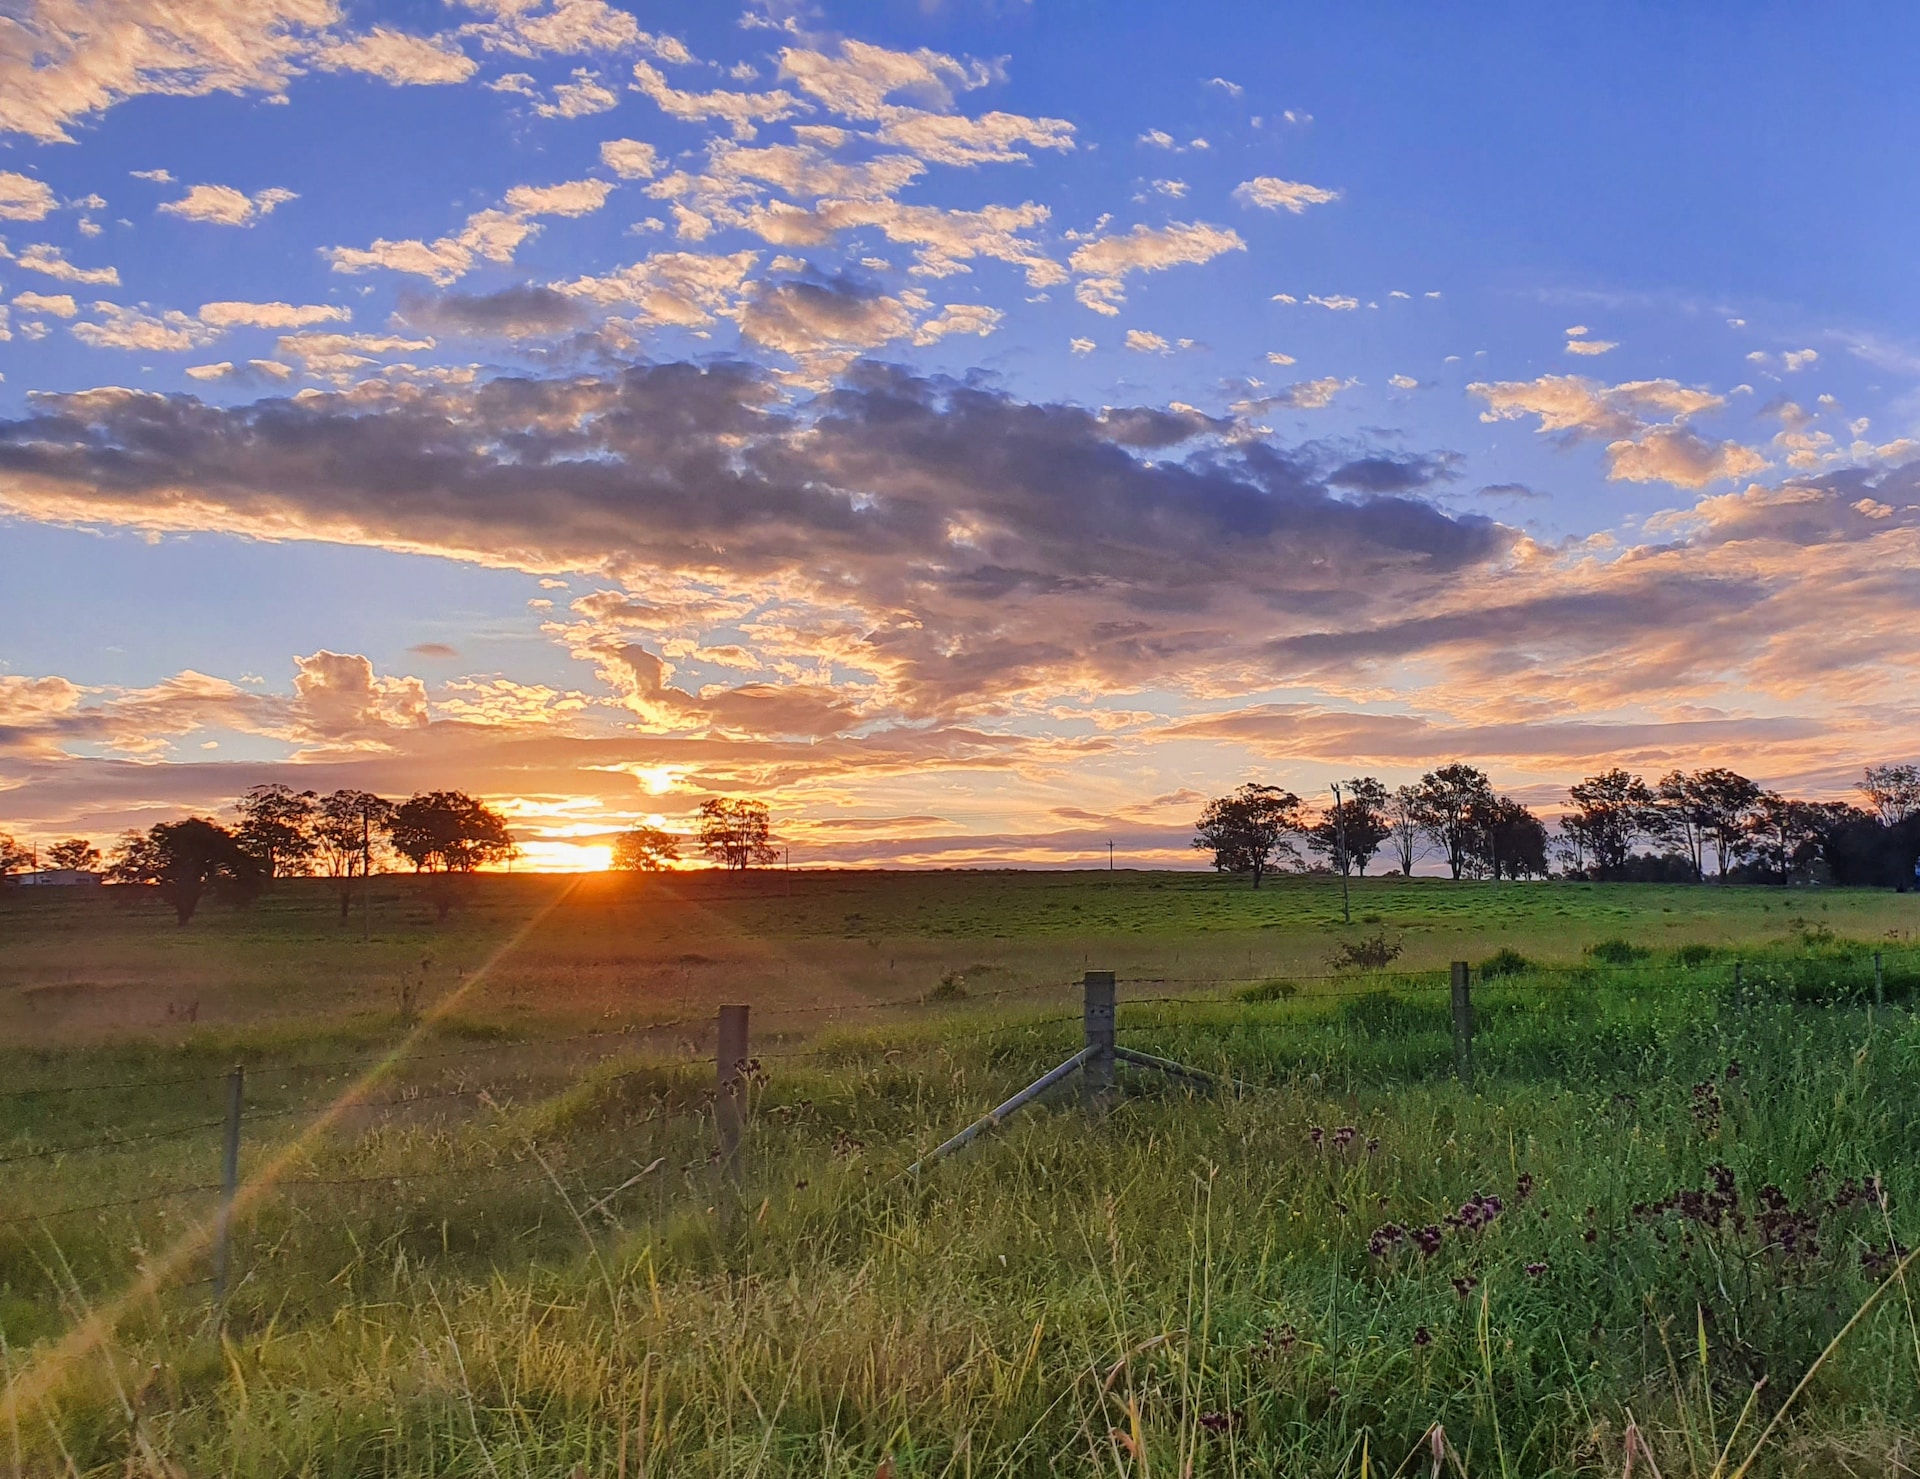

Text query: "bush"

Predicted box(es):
[1478, 947, 1532, 979]
[1673, 943, 1718, 968]
[1328, 930, 1403, 972]
[1236, 978, 1298, 1003]
[926, 970, 969, 1002]
[1588, 938, 1647, 966]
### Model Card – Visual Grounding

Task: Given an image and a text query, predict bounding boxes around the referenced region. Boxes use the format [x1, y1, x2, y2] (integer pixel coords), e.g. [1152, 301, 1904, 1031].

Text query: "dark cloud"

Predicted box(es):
[396, 284, 589, 339]
[409, 642, 460, 659]
[0, 360, 1513, 715]
[1476, 481, 1545, 500]
[1327, 452, 1461, 494]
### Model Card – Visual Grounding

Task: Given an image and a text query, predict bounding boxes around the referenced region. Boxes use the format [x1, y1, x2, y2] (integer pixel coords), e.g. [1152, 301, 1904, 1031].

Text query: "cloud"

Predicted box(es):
[326, 204, 542, 285]
[159, 183, 297, 226]
[0, 363, 1513, 718]
[1068, 220, 1245, 315]
[503, 179, 614, 217]
[1784, 348, 1819, 372]
[1069, 336, 1095, 354]
[1138, 129, 1176, 148]
[71, 302, 217, 352]
[276, 330, 435, 373]
[1470, 373, 1765, 487]
[1124, 328, 1168, 353]
[1306, 294, 1358, 311]
[130, 168, 174, 183]
[631, 59, 801, 139]
[1387, 373, 1418, 390]
[1232, 376, 1355, 412]
[743, 196, 1061, 286]
[1565, 336, 1617, 356]
[182, 358, 293, 384]
[315, 27, 476, 84]
[779, 38, 992, 119]
[16, 244, 119, 285]
[197, 300, 349, 329]
[12, 291, 78, 318]
[397, 283, 589, 338]
[1206, 77, 1243, 98]
[1232, 177, 1340, 214]
[410, 642, 460, 659]
[553, 248, 758, 325]
[0, 171, 57, 221]
[291, 650, 428, 742]
[600, 139, 660, 179]
[911, 302, 1002, 345]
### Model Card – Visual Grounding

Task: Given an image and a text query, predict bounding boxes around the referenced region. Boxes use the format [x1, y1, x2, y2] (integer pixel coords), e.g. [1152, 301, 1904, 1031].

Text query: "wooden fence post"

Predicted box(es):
[213, 1064, 243, 1308]
[715, 1005, 749, 1178]
[1450, 962, 1472, 1086]
[1082, 971, 1115, 1107]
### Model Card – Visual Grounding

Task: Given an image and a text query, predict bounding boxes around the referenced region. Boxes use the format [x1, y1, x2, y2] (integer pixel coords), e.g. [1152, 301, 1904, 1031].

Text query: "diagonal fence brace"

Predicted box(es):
[906, 1047, 1092, 1174]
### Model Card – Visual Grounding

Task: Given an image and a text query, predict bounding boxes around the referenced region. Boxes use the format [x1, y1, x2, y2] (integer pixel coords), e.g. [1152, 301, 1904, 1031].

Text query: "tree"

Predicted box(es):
[106, 818, 261, 924]
[1193, 784, 1305, 887]
[697, 799, 778, 871]
[1654, 771, 1712, 880]
[1746, 792, 1822, 883]
[389, 792, 515, 874]
[1469, 796, 1551, 879]
[1862, 763, 1920, 827]
[611, 825, 681, 872]
[45, 838, 100, 872]
[1387, 785, 1423, 877]
[235, 784, 318, 879]
[1306, 777, 1391, 876]
[315, 790, 394, 921]
[0, 832, 29, 879]
[1412, 764, 1496, 880]
[1687, 768, 1762, 878]
[1565, 769, 1658, 878]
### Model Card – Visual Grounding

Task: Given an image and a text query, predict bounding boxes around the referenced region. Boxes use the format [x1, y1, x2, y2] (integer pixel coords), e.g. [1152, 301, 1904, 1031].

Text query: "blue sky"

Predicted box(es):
[2, 1, 1918, 868]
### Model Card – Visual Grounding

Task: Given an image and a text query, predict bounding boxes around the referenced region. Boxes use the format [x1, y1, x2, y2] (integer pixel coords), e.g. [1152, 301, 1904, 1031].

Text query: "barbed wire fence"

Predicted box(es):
[2, 946, 1909, 1307]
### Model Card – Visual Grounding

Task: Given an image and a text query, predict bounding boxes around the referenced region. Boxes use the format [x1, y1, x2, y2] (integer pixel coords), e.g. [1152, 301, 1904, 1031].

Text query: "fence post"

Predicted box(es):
[213, 1064, 243, 1309]
[1082, 971, 1116, 1107]
[1450, 962, 1473, 1086]
[1875, 951, 1885, 1010]
[1733, 961, 1742, 1006]
[715, 1005, 749, 1178]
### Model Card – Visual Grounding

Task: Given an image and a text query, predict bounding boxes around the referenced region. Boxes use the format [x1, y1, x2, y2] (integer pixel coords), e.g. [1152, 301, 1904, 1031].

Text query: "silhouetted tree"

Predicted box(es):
[1688, 768, 1762, 878]
[45, 838, 100, 872]
[1387, 785, 1423, 876]
[107, 818, 261, 924]
[315, 790, 393, 921]
[1654, 770, 1712, 879]
[1746, 793, 1823, 882]
[1862, 763, 1920, 827]
[1193, 784, 1305, 887]
[697, 799, 778, 871]
[1566, 769, 1658, 878]
[1307, 777, 1390, 876]
[0, 832, 29, 879]
[235, 784, 318, 879]
[1469, 796, 1551, 879]
[1413, 764, 1495, 880]
[389, 791, 514, 920]
[612, 825, 681, 872]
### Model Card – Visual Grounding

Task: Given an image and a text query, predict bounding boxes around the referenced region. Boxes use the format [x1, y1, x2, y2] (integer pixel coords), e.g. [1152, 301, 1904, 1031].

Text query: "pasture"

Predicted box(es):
[3, 871, 1920, 1477]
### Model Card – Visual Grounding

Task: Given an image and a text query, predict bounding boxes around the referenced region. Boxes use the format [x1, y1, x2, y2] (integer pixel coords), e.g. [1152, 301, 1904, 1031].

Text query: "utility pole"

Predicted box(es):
[1108, 840, 1114, 871]
[1332, 781, 1351, 925]
[360, 803, 371, 945]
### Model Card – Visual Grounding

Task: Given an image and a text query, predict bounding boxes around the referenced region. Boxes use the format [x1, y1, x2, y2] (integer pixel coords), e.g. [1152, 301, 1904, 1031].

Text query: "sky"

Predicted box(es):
[2, 0, 1919, 871]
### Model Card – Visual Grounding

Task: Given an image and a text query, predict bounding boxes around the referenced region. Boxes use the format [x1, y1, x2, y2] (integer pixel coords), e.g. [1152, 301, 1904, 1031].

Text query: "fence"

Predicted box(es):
[3, 947, 1909, 1308]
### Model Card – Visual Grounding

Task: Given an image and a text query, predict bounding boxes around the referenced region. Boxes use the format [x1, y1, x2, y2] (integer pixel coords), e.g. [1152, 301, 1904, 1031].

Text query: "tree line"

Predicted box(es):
[1194, 762, 1920, 888]
[0, 789, 783, 925]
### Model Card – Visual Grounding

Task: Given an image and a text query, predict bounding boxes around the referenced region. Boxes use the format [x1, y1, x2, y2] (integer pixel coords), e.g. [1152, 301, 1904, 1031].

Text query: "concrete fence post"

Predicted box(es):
[1450, 962, 1473, 1086]
[716, 1005, 749, 1178]
[213, 1064, 243, 1309]
[1082, 971, 1116, 1108]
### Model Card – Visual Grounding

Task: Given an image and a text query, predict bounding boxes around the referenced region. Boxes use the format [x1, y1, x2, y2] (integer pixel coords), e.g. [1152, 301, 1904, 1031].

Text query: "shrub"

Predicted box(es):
[1237, 978, 1298, 1003]
[1587, 937, 1647, 966]
[1329, 930, 1403, 972]
[1478, 947, 1532, 979]
[1674, 943, 1718, 968]
[926, 970, 969, 1002]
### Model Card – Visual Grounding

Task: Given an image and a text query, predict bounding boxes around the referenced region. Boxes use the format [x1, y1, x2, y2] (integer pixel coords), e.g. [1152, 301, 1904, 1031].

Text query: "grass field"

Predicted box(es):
[4, 871, 1920, 1477]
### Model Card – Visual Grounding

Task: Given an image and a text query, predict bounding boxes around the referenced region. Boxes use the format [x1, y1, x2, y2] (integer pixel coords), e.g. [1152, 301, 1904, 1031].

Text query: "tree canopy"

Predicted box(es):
[1193, 784, 1305, 887]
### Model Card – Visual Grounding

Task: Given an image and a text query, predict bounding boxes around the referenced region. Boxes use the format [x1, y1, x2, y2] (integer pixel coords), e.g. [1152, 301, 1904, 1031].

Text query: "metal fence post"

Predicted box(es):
[715, 1005, 749, 1178]
[213, 1065, 243, 1308]
[1082, 971, 1115, 1107]
[1450, 962, 1473, 1086]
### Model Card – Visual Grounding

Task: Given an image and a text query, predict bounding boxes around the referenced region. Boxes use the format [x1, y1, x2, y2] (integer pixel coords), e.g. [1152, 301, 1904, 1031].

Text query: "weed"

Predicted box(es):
[1328, 929, 1403, 971]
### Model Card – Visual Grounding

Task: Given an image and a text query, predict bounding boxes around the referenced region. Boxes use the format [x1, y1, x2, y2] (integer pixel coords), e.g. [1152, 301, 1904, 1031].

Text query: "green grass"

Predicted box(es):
[4, 875, 1920, 1475]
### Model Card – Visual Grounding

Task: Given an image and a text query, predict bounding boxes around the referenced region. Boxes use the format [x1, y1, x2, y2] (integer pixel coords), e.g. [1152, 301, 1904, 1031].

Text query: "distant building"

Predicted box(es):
[14, 869, 102, 888]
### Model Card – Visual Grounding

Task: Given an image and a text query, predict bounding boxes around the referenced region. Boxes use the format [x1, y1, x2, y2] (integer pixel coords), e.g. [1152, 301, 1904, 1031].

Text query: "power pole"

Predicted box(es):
[361, 803, 371, 944]
[1332, 781, 1351, 925]
[1108, 840, 1114, 871]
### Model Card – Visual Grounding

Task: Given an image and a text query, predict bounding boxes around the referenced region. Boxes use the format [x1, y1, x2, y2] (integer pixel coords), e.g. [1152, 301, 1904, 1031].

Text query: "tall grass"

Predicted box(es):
[5, 945, 1920, 1475]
